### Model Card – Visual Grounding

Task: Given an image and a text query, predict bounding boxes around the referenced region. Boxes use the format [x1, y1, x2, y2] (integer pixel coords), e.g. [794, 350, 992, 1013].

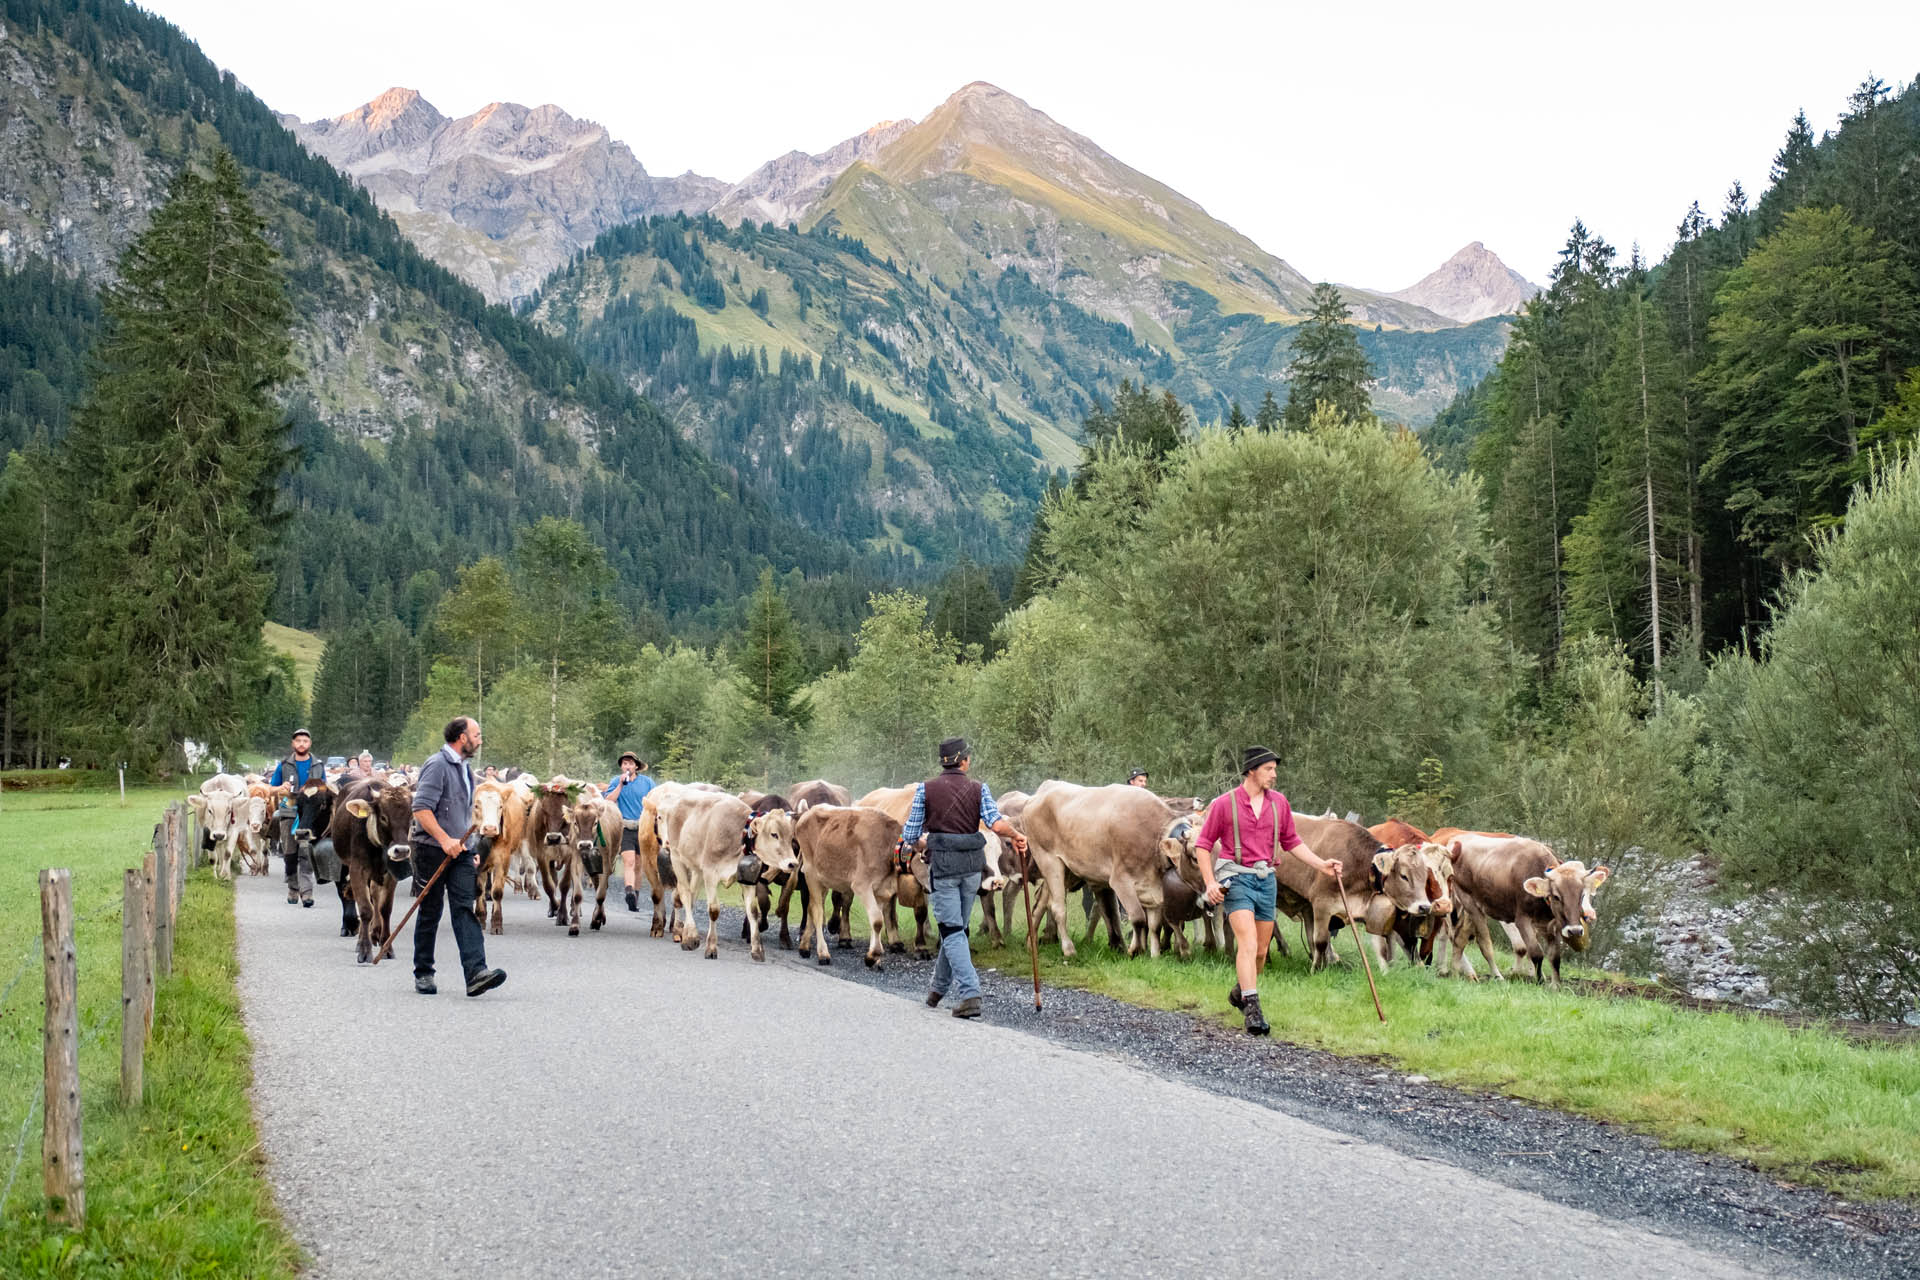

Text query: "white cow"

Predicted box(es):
[187, 774, 253, 880]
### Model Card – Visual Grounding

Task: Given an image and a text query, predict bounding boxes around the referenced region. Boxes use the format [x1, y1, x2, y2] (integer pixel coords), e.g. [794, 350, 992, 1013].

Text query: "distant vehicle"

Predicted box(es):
[373, 762, 389, 774]
[325, 756, 347, 769]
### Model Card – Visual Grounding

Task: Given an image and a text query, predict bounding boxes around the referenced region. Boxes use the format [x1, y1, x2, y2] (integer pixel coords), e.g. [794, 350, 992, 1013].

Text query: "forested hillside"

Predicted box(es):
[1439, 75, 1920, 681]
[0, 0, 861, 630]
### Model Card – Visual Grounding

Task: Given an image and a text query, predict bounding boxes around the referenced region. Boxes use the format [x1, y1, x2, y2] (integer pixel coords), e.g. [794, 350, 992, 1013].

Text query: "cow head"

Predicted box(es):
[472, 781, 514, 840]
[1370, 844, 1435, 917]
[190, 789, 243, 842]
[1416, 842, 1455, 915]
[1161, 815, 1205, 892]
[570, 794, 611, 863]
[1523, 860, 1610, 949]
[532, 787, 576, 849]
[748, 808, 801, 880]
[344, 781, 414, 866]
[294, 781, 337, 844]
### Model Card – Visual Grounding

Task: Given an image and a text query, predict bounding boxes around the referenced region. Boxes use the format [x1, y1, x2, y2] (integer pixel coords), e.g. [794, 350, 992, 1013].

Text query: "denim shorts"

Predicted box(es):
[1221, 870, 1277, 922]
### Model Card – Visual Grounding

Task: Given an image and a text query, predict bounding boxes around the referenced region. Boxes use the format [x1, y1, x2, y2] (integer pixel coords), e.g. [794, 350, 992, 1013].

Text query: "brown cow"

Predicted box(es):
[791, 804, 906, 968]
[1283, 815, 1438, 971]
[527, 779, 587, 935]
[330, 776, 414, 965]
[1022, 781, 1189, 960]
[569, 784, 624, 933]
[636, 782, 697, 938]
[662, 789, 799, 960]
[471, 776, 536, 935]
[1445, 837, 1609, 985]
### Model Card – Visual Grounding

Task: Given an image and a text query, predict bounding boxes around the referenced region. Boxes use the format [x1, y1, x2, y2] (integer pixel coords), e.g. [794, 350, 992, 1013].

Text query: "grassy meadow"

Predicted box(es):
[0, 786, 297, 1278]
[952, 907, 1920, 1203]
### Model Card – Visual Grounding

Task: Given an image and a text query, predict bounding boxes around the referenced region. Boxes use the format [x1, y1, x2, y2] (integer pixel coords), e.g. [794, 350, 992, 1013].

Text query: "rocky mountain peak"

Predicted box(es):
[1388, 242, 1540, 325]
[711, 116, 917, 227]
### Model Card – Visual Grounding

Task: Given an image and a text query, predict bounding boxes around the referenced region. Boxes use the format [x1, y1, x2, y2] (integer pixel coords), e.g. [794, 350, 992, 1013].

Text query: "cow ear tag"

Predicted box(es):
[1372, 849, 1395, 875]
[345, 799, 372, 819]
[1522, 876, 1550, 898]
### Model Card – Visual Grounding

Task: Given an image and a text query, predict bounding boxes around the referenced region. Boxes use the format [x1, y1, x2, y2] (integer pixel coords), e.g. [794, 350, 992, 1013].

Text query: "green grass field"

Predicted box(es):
[950, 907, 1920, 1203]
[0, 787, 297, 1277]
[262, 620, 324, 711]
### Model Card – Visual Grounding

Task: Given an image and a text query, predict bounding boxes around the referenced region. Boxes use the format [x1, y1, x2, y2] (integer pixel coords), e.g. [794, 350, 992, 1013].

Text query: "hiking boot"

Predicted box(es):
[466, 968, 507, 998]
[301, 895, 314, 908]
[286, 891, 299, 905]
[625, 889, 639, 913]
[414, 975, 437, 995]
[925, 990, 943, 1008]
[1227, 985, 1245, 1010]
[1242, 992, 1271, 1036]
[951, 996, 983, 1020]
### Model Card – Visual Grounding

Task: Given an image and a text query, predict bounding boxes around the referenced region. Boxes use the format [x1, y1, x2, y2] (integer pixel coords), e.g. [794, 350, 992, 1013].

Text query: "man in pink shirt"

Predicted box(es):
[1195, 745, 1341, 1034]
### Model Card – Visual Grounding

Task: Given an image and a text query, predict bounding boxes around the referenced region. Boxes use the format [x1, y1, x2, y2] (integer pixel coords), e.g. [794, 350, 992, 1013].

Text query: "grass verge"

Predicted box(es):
[0, 787, 298, 1277]
[948, 905, 1920, 1203]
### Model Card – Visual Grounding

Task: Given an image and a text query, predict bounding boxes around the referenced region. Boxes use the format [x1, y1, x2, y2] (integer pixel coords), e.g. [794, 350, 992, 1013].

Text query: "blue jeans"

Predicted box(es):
[929, 872, 983, 1000]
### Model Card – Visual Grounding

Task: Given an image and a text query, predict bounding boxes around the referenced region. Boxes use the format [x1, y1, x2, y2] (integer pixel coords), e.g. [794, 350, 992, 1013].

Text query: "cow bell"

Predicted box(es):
[656, 850, 676, 887]
[736, 851, 764, 886]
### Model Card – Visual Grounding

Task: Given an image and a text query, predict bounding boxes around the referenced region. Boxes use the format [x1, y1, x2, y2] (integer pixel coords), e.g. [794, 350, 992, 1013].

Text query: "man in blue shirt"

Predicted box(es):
[269, 729, 323, 906]
[604, 752, 654, 912]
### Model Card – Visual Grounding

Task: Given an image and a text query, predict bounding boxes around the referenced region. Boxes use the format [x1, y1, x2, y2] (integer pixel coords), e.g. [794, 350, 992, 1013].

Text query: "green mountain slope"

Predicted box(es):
[0, 0, 855, 628]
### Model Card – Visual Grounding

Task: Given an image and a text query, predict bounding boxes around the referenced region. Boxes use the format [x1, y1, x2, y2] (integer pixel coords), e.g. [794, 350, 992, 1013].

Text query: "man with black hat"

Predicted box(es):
[603, 751, 655, 912]
[1126, 767, 1150, 788]
[1193, 745, 1341, 1035]
[268, 729, 323, 906]
[899, 737, 1027, 1019]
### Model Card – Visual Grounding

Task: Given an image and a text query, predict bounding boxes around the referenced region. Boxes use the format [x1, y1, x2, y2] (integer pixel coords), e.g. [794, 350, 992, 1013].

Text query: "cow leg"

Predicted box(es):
[1109, 880, 1149, 958]
[566, 856, 583, 936]
[676, 860, 701, 951]
[1037, 858, 1075, 960]
[537, 851, 561, 918]
[1309, 904, 1338, 972]
[776, 873, 800, 950]
[349, 863, 374, 963]
[337, 879, 359, 938]
[912, 905, 931, 960]
[745, 880, 767, 963]
[834, 892, 854, 946]
[591, 858, 610, 931]
[863, 885, 892, 969]
[806, 877, 832, 965]
[976, 885, 1003, 948]
[703, 879, 721, 959]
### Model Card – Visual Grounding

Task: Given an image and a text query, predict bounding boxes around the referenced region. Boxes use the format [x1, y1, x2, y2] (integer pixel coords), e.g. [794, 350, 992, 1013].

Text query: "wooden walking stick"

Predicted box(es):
[371, 850, 459, 965]
[1012, 837, 1042, 1012]
[1332, 867, 1387, 1023]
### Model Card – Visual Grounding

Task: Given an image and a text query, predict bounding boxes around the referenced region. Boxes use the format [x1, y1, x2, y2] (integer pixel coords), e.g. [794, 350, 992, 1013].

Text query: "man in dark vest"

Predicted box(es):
[899, 737, 1027, 1019]
[268, 728, 323, 906]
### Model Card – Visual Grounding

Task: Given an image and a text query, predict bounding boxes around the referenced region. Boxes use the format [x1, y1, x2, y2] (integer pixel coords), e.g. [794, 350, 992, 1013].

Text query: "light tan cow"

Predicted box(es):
[187, 778, 251, 880]
[568, 783, 628, 933]
[471, 775, 537, 935]
[791, 804, 906, 968]
[660, 789, 799, 960]
[637, 782, 700, 938]
[1022, 781, 1186, 960]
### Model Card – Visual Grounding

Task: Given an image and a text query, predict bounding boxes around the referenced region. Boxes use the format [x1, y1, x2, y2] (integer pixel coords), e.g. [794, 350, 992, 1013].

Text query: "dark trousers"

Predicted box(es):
[412, 845, 487, 981]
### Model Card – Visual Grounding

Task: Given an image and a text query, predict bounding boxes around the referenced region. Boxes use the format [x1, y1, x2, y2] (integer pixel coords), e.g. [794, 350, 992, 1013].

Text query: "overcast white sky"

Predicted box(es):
[147, 0, 1917, 289]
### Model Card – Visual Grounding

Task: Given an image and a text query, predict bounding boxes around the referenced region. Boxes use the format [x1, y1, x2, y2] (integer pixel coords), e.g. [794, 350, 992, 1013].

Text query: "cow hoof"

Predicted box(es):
[751, 949, 765, 963]
[705, 949, 717, 960]
[863, 954, 876, 968]
[568, 924, 580, 936]
[914, 949, 931, 961]
[887, 941, 905, 954]
[817, 954, 831, 966]
[680, 937, 699, 952]
[339, 925, 354, 938]
[356, 954, 369, 965]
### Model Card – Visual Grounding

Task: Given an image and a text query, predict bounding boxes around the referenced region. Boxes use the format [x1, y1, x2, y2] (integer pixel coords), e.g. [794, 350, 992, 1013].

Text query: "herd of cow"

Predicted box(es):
[186, 767, 1611, 987]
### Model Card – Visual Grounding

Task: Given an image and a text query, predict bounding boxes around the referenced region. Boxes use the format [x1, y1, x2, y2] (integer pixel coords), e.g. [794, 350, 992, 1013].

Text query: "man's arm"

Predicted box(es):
[899, 783, 927, 845]
[410, 758, 463, 858]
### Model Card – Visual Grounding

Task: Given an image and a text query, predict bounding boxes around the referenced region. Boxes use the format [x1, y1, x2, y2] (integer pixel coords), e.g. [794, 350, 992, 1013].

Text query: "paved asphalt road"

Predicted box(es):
[235, 875, 1778, 1279]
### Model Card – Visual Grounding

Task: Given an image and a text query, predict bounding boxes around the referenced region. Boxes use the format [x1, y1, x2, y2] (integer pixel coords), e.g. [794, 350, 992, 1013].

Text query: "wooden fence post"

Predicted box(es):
[121, 867, 151, 1107]
[172, 804, 186, 916]
[40, 868, 84, 1228]
[154, 823, 173, 980]
[137, 854, 156, 1041]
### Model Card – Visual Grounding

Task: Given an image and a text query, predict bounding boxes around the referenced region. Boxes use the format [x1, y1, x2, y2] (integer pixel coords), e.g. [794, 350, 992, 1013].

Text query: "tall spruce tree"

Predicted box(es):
[56, 149, 293, 770]
[1254, 390, 1284, 432]
[736, 565, 810, 724]
[1283, 284, 1373, 428]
